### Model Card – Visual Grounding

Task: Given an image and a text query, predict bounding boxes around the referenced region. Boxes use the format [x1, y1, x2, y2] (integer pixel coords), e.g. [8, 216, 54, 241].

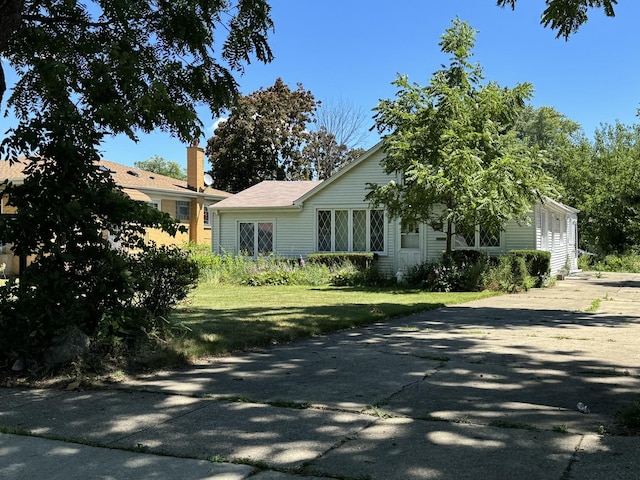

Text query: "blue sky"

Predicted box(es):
[2, 0, 640, 169]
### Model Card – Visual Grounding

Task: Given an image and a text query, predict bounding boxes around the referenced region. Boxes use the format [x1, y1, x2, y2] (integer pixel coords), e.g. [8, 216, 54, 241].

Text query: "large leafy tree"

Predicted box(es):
[206, 78, 318, 193]
[367, 18, 556, 254]
[0, 1, 273, 359]
[497, 0, 617, 39]
[513, 105, 590, 196]
[576, 122, 640, 254]
[134, 155, 186, 181]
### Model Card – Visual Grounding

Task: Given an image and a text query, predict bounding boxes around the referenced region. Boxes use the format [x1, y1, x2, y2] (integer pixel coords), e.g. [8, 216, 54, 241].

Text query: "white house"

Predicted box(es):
[210, 143, 579, 276]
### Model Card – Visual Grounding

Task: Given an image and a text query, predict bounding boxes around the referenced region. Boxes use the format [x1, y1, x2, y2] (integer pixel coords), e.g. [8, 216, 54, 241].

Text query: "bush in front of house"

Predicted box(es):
[0, 244, 200, 366]
[508, 250, 551, 287]
[307, 252, 376, 270]
[406, 249, 545, 293]
[482, 254, 535, 293]
[187, 248, 384, 287]
[406, 250, 494, 292]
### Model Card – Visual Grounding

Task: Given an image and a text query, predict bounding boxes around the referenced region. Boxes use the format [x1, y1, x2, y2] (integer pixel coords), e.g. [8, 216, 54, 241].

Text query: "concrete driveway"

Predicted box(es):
[1, 272, 639, 479]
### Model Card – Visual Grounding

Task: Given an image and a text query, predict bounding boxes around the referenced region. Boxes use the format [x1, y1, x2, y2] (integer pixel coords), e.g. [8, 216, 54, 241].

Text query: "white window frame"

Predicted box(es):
[238, 221, 275, 258]
[453, 223, 503, 250]
[176, 200, 190, 221]
[316, 208, 387, 254]
[203, 207, 210, 227]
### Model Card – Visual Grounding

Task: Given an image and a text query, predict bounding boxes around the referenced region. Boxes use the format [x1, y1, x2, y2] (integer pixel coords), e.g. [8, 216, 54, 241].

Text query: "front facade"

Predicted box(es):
[211, 143, 580, 277]
[0, 145, 228, 276]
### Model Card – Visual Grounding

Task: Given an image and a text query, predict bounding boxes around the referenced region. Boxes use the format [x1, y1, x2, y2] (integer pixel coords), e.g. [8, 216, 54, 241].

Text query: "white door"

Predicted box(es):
[397, 223, 423, 274]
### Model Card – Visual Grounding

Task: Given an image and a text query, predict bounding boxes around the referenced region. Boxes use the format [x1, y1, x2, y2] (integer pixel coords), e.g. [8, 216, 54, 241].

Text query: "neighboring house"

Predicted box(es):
[0, 145, 228, 276]
[210, 143, 579, 277]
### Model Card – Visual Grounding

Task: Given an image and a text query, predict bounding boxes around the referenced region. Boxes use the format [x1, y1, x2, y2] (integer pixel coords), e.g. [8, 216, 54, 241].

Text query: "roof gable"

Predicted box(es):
[294, 142, 383, 205]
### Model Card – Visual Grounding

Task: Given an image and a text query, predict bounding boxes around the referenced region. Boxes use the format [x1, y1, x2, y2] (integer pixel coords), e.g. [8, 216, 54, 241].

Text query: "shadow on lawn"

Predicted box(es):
[171, 301, 448, 356]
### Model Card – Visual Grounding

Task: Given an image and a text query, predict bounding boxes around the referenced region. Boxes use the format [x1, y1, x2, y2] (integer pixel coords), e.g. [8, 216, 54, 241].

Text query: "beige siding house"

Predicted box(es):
[211, 143, 579, 277]
[1, 145, 228, 276]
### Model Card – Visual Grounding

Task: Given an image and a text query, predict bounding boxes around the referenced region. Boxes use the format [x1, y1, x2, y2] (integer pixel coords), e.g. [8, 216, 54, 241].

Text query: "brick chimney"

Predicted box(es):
[186, 141, 206, 244]
[187, 140, 205, 192]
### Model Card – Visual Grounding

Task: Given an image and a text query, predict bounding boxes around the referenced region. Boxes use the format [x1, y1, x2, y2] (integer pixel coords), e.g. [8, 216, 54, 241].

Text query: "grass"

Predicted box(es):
[169, 284, 497, 359]
[585, 298, 601, 313]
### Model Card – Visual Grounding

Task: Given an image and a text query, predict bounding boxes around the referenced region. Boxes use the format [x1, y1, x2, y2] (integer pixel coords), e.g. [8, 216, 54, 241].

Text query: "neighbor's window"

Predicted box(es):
[203, 208, 210, 227]
[317, 209, 385, 253]
[176, 201, 190, 221]
[239, 222, 273, 257]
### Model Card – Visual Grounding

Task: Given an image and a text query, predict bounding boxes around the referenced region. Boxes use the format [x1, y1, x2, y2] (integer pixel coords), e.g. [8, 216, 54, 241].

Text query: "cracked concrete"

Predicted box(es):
[1, 272, 639, 479]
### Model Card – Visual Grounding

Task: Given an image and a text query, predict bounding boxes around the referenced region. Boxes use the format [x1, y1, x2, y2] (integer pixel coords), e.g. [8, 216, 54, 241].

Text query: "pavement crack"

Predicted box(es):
[559, 434, 585, 480]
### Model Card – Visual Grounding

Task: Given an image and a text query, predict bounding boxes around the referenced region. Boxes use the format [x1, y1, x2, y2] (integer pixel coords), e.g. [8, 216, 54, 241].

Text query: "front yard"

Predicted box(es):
[170, 284, 497, 359]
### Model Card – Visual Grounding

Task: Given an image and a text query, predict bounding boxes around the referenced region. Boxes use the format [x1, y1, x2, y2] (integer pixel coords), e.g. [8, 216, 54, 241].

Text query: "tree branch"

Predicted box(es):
[22, 14, 109, 27]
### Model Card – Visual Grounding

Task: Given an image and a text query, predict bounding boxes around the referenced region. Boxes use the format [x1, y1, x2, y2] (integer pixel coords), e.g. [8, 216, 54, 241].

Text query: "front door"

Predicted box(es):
[397, 223, 423, 274]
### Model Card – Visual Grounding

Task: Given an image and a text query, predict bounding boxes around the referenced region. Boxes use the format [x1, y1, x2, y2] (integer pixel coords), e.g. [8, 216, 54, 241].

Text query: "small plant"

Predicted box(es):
[585, 298, 601, 312]
[553, 424, 569, 434]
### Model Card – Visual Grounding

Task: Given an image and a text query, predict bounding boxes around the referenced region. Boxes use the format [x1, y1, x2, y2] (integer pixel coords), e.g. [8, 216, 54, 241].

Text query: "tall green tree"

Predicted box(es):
[577, 122, 640, 254]
[367, 18, 557, 254]
[206, 78, 318, 193]
[0, 1, 273, 360]
[513, 105, 590, 198]
[497, 0, 617, 39]
[135, 155, 187, 181]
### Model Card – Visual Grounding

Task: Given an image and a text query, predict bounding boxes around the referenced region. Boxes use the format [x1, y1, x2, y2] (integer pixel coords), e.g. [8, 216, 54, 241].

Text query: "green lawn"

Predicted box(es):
[170, 284, 498, 359]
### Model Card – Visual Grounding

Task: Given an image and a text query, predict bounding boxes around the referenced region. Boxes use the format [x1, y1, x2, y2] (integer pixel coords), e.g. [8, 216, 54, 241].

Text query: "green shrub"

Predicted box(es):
[484, 255, 535, 293]
[509, 250, 550, 287]
[129, 245, 200, 319]
[330, 264, 389, 287]
[406, 251, 493, 292]
[0, 244, 200, 363]
[307, 253, 375, 270]
[586, 252, 640, 273]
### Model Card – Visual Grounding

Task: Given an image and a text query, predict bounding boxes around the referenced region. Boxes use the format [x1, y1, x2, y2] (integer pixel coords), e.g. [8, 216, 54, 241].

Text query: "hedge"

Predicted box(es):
[306, 253, 376, 269]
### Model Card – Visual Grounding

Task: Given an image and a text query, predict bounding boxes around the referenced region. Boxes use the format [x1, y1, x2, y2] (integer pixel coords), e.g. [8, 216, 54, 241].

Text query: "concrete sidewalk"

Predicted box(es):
[1, 272, 639, 479]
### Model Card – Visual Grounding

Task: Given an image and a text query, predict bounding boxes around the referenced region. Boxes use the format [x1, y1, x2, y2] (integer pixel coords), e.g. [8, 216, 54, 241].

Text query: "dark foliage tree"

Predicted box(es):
[0, 0, 273, 362]
[205, 78, 318, 193]
[497, 0, 617, 39]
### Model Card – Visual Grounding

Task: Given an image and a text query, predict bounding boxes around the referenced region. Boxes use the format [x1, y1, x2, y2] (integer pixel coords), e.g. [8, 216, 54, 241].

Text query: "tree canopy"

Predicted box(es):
[206, 78, 317, 193]
[134, 155, 187, 181]
[497, 0, 617, 39]
[367, 18, 557, 254]
[206, 78, 366, 192]
[0, 0, 274, 362]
